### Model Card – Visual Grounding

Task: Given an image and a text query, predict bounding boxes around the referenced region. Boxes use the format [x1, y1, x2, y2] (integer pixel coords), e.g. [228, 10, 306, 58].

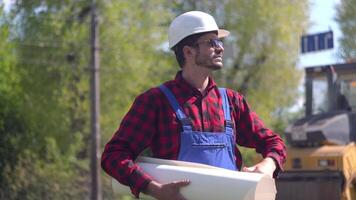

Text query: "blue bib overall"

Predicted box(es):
[159, 85, 237, 171]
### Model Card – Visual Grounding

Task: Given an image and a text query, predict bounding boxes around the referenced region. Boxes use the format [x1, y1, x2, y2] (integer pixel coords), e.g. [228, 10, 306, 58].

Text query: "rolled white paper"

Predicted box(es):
[112, 157, 276, 200]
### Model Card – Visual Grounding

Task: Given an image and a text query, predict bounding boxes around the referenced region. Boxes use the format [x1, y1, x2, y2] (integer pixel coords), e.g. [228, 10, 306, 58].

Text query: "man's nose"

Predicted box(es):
[215, 45, 224, 53]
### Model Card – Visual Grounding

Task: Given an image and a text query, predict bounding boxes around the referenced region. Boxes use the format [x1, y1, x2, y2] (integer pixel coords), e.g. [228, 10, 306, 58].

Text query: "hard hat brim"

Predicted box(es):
[218, 29, 230, 38]
[169, 29, 230, 50]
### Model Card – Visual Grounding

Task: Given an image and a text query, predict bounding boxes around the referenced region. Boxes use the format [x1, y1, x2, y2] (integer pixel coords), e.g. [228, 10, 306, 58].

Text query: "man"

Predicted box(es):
[101, 11, 286, 200]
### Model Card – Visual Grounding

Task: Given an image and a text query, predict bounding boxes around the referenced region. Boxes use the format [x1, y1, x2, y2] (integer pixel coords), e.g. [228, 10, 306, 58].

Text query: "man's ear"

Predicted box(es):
[183, 45, 196, 60]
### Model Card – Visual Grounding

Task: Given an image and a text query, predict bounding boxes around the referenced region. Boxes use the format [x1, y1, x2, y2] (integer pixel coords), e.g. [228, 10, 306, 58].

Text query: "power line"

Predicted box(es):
[14, 40, 90, 48]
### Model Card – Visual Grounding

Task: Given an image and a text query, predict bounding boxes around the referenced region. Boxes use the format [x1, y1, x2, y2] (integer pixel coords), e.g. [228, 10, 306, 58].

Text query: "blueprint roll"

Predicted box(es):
[112, 157, 276, 200]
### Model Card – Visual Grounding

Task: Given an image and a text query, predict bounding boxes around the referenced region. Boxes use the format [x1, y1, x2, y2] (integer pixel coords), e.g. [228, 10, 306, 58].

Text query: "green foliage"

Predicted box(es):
[0, 8, 27, 196]
[12, 0, 91, 155]
[222, 0, 308, 127]
[1, 148, 89, 200]
[99, 0, 175, 143]
[335, 0, 356, 61]
[1, 1, 92, 198]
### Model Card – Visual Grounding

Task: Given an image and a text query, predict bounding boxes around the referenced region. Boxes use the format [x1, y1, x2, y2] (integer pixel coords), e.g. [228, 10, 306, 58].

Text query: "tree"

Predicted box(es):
[1, 0, 174, 199]
[1, 1, 93, 198]
[0, 7, 26, 196]
[336, 0, 356, 61]
[99, 0, 174, 143]
[224, 0, 308, 126]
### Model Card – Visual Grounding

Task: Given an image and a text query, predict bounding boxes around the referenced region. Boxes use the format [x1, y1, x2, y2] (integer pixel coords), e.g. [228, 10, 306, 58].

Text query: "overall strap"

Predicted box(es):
[218, 88, 234, 134]
[159, 84, 192, 131]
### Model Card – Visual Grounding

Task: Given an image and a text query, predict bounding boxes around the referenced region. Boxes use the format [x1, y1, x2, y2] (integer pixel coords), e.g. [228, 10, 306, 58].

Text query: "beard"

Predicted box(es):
[195, 51, 223, 71]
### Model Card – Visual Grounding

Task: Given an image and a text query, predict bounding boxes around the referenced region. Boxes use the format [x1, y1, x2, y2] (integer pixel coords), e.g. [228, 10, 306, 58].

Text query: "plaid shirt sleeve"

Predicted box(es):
[101, 89, 159, 198]
[228, 89, 286, 176]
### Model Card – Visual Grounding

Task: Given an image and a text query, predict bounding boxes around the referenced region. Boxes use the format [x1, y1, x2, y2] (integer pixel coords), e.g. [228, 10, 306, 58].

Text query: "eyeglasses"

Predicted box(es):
[195, 38, 223, 48]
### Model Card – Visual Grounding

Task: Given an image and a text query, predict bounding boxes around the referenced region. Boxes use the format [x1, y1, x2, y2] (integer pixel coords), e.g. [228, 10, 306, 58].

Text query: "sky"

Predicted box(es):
[292, 0, 343, 111]
[299, 0, 342, 68]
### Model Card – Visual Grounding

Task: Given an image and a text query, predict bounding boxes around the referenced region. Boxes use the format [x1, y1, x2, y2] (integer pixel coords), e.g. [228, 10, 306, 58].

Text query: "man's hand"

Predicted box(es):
[242, 157, 277, 178]
[145, 179, 190, 200]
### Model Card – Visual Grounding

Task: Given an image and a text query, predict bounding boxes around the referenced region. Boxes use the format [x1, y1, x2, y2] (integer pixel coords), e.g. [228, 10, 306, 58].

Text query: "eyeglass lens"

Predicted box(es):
[211, 39, 223, 48]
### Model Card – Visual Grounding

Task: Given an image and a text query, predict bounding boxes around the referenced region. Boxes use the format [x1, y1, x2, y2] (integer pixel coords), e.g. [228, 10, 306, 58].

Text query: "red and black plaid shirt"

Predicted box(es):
[101, 71, 286, 198]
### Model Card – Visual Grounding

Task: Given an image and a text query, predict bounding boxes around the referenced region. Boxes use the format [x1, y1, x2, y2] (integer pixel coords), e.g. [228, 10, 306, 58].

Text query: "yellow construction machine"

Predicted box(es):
[276, 62, 356, 200]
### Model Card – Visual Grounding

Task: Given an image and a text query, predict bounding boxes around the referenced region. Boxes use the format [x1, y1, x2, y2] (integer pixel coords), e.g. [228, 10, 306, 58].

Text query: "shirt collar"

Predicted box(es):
[174, 71, 217, 97]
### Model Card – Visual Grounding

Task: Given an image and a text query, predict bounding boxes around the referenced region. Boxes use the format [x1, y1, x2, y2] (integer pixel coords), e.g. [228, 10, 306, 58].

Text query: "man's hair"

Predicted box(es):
[172, 32, 206, 68]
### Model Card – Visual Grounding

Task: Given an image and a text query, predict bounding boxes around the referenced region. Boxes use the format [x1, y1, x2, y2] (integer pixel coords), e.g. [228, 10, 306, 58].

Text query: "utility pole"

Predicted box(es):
[90, 0, 101, 199]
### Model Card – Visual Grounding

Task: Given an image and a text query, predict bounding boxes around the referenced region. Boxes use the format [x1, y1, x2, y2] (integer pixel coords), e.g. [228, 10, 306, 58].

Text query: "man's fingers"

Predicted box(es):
[242, 166, 256, 172]
[168, 180, 190, 200]
[172, 179, 191, 188]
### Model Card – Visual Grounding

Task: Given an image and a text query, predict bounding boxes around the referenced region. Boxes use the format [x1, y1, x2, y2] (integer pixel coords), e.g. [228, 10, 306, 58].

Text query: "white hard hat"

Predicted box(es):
[168, 11, 230, 49]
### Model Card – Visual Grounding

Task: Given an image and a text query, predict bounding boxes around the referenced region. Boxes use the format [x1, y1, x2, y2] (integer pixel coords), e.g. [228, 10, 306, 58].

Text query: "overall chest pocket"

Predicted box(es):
[191, 143, 227, 148]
